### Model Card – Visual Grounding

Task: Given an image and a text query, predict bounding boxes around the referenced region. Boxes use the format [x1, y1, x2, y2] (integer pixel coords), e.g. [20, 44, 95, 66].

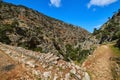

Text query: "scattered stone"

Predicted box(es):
[0, 43, 89, 80]
[70, 67, 76, 74]
[65, 73, 70, 80]
[53, 74, 58, 80]
[32, 70, 40, 75]
[25, 61, 35, 68]
[82, 72, 90, 80]
[43, 71, 51, 78]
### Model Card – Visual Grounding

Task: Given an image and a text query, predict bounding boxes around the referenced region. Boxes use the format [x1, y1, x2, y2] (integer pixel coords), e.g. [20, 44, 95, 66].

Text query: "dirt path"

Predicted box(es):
[82, 45, 113, 80]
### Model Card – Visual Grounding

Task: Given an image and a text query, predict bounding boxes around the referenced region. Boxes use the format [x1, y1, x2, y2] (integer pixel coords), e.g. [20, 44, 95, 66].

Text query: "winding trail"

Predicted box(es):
[82, 45, 113, 80]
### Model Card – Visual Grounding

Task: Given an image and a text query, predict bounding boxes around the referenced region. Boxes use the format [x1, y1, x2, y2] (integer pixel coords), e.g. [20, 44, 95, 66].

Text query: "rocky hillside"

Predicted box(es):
[93, 9, 120, 47]
[0, 1, 120, 80]
[0, 42, 90, 80]
[0, 2, 98, 62]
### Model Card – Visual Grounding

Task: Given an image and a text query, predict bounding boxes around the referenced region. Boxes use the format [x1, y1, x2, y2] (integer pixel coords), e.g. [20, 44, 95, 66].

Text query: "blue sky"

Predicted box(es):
[4, 0, 120, 32]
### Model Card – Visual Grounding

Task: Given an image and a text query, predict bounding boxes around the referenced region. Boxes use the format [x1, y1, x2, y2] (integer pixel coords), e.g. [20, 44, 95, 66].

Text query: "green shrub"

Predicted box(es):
[0, 24, 14, 44]
[33, 47, 43, 52]
[0, 21, 19, 44]
[116, 31, 120, 38]
[116, 39, 120, 49]
[65, 44, 79, 61]
[93, 28, 99, 35]
[65, 44, 90, 63]
[77, 50, 90, 62]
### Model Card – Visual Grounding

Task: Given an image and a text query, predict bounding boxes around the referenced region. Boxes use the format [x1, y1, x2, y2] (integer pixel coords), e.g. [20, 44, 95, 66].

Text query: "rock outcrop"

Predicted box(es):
[0, 42, 90, 80]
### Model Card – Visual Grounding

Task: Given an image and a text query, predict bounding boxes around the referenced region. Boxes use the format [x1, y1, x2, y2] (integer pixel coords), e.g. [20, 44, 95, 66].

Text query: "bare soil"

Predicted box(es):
[0, 50, 34, 80]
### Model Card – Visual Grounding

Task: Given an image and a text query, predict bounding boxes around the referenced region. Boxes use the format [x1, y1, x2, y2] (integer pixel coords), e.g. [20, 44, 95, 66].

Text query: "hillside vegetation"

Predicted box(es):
[0, 1, 120, 80]
[0, 2, 99, 62]
[93, 9, 120, 48]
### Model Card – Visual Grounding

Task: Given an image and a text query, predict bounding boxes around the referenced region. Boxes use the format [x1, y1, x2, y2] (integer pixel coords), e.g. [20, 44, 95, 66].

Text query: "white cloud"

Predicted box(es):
[87, 0, 117, 8]
[49, 0, 61, 8]
[93, 24, 102, 29]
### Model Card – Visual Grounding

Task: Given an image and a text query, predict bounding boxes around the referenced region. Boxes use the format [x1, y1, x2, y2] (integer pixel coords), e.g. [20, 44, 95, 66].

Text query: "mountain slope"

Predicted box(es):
[93, 10, 120, 47]
[0, 2, 96, 61]
[0, 1, 120, 80]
